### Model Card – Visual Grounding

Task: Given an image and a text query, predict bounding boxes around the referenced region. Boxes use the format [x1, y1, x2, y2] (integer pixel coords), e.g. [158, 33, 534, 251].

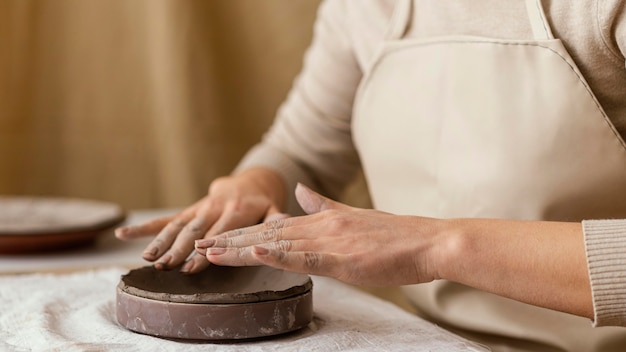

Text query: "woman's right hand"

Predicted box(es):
[114, 167, 288, 274]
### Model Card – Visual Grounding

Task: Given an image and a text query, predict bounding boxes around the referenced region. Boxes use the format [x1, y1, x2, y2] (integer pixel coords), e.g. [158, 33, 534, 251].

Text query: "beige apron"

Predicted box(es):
[352, 0, 626, 351]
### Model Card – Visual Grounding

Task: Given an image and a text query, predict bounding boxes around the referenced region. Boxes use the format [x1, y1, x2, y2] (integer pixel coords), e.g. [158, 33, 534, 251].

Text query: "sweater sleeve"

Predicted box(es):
[235, 0, 363, 214]
[583, 219, 626, 327]
[583, 1, 626, 328]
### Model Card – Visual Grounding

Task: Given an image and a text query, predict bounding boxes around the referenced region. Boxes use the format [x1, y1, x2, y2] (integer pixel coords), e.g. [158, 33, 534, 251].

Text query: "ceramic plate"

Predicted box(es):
[0, 196, 125, 254]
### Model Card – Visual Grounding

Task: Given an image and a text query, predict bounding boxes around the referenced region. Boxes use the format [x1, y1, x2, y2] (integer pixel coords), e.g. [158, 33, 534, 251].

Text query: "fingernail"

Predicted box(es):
[195, 246, 207, 255]
[207, 248, 227, 256]
[155, 254, 172, 270]
[180, 260, 194, 273]
[253, 246, 270, 255]
[195, 238, 215, 248]
[114, 227, 129, 238]
[143, 247, 158, 258]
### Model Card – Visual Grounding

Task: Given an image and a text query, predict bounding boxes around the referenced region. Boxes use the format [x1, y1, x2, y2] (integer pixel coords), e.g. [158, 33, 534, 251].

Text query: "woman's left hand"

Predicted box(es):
[195, 183, 447, 286]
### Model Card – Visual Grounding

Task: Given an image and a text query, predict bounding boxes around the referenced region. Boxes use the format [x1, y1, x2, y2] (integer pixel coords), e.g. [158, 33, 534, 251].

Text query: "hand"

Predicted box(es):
[195, 183, 446, 286]
[115, 168, 288, 273]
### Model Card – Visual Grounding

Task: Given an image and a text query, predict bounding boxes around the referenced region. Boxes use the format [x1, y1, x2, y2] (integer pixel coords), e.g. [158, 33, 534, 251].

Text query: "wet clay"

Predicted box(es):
[116, 265, 314, 340]
[119, 265, 312, 304]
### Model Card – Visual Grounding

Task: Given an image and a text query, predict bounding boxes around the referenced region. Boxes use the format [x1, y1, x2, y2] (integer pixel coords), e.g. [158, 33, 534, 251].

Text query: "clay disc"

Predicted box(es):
[116, 265, 314, 340]
[0, 196, 125, 254]
[119, 264, 312, 304]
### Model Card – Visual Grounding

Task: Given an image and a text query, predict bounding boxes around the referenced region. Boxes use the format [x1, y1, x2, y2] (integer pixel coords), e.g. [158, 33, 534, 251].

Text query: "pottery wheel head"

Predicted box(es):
[118, 265, 312, 304]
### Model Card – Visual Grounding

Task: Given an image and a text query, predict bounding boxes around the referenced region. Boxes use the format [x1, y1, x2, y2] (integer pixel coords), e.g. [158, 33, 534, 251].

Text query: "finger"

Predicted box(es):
[204, 201, 269, 238]
[197, 238, 316, 256]
[196, 213, 316, 249]
[144, 217, 192, 264]
[252, 246, 341, 277]
[166, 199, 272, 270]
[115, 216, 174, 240]
[154, 197, 226, 269]
[155, 217, 212, 269]
[295, 183, 352, 214]
[117, 200, 203, 241]
[204, 246, 265, 267]
[203, 241, 322, 267]
[196, 218, 293, 249]
[180, 252, 211, 274]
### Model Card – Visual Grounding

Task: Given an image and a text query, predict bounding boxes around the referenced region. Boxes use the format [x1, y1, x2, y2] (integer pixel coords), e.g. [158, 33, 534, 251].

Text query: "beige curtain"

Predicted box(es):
[0, 0, 322, 210]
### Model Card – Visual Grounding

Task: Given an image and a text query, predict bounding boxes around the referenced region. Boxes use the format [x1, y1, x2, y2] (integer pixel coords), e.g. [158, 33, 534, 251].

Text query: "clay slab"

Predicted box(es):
[117, 265, 314, 340]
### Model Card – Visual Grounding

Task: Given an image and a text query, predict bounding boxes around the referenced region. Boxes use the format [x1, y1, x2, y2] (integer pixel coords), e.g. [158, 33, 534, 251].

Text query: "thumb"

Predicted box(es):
[295, 183, 350, 215]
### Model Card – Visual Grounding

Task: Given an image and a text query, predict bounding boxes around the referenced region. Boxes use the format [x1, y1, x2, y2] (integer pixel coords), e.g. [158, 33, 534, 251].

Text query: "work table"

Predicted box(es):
[0, 209, 487, 351]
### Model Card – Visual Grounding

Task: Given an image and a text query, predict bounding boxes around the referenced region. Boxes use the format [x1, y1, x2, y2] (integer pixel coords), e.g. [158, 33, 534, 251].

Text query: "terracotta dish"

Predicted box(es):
[116, 265, 313, 340]
[0, 196, 125, 254]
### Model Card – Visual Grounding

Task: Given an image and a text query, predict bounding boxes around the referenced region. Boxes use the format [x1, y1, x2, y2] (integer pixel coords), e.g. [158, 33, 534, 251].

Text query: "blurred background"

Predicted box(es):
[0, 0, 323, 210]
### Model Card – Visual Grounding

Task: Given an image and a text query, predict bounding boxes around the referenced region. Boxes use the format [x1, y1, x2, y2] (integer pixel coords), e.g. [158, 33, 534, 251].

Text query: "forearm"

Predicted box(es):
[437, 218, 593, 319]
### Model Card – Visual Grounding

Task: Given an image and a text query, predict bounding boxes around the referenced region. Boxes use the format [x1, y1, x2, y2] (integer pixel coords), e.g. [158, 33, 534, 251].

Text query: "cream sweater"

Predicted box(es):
[237, 0, 626, 328]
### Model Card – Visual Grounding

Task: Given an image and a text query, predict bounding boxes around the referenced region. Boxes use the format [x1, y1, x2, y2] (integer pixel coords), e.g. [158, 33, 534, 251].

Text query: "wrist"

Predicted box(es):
[432, 218, 474, 283]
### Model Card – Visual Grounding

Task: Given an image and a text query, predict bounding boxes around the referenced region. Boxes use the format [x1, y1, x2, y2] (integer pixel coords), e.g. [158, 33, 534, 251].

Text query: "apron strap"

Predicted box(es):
[385, 0, 412, 40]
[524, 0, 554, 40]
[388, 1, 554, 41]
